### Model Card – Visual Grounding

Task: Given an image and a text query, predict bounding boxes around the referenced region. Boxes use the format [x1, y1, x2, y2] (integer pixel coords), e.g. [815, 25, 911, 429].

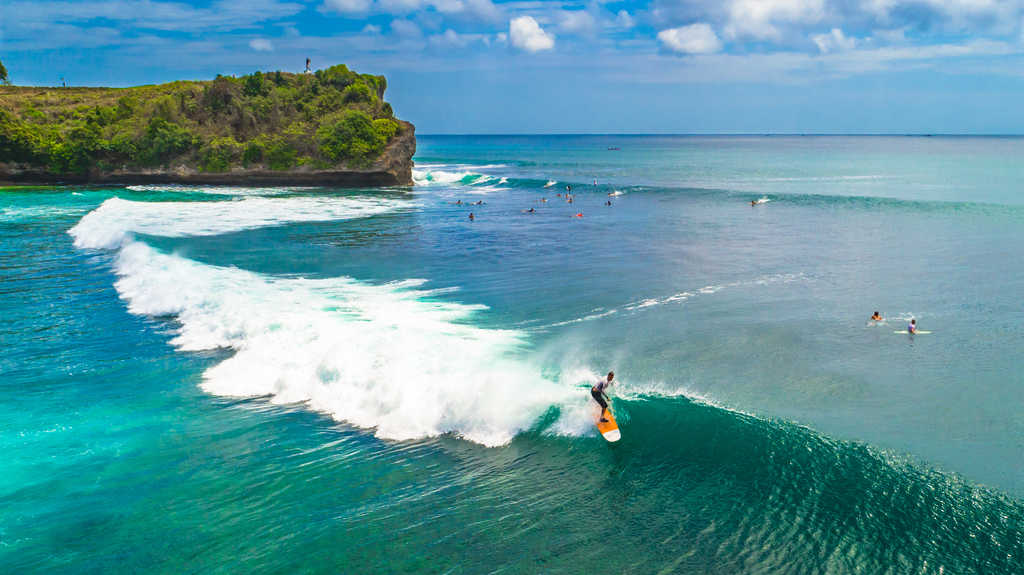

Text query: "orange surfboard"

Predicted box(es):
[596, 406, 621, 442]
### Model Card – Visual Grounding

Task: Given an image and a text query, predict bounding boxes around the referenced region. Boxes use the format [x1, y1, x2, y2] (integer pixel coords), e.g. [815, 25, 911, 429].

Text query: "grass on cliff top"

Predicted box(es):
[0, 66, 404, 175]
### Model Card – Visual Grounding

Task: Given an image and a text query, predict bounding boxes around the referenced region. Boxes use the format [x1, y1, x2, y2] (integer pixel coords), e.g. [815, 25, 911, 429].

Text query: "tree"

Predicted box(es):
[0, 59, 9, 85]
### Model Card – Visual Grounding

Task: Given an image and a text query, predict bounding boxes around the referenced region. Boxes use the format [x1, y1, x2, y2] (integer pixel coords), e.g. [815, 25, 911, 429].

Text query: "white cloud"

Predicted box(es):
[616, 9, 635, 29]
[725, 0, 825, 40]
[323, 0, 372, 13]
[463, 0, 501, 21]
[559, 10, 596, 34]
[812, 28, 856, 53]
[320, 0, 500, 19]
[362, 23, 382, 34]
[429, 28, 469, 46]
[658, 23, 723, 54]
[391, 18, 422, 38]
[249, 38, 274, 51]
[509, 15, 555, 52]
[378, 0, 422, 12]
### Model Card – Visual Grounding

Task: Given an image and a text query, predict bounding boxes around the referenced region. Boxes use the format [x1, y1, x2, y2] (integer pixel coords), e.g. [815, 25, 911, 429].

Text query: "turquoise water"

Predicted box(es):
[2, 136, 1023, 573]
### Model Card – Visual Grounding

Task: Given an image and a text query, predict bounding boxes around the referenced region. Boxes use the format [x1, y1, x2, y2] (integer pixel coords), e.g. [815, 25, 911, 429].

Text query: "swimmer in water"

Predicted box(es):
[871, 311, 883, 321]
[605, 200, 612, 206]
[468, 212, 475, 221]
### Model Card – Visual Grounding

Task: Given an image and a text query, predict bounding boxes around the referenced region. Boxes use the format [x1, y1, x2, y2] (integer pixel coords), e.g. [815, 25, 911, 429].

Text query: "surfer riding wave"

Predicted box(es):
[591, 371, 615, 422]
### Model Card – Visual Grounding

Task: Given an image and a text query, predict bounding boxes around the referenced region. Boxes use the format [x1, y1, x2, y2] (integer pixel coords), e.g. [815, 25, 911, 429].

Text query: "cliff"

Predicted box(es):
[0, 66, 416, 186]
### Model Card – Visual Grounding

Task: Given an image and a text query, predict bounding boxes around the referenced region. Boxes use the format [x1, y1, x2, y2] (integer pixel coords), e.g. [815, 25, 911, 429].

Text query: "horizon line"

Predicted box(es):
[417, 132, 1024, 137]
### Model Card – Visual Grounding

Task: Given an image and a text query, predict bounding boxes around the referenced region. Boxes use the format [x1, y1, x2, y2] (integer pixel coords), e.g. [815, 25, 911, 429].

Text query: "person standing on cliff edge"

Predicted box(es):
[305, 58, 311, 73]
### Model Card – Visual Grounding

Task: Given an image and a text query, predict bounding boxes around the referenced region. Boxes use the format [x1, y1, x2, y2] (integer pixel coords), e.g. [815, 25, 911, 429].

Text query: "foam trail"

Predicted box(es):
[69, 196, 409, 249]
[531, 274, 806, 329]
[544, 180, 557, 188]
[110, 242, 578, 446]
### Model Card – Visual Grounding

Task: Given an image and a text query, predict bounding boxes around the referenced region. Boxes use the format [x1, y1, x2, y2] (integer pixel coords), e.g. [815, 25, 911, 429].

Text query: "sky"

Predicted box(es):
[5, 0, 1024, 133]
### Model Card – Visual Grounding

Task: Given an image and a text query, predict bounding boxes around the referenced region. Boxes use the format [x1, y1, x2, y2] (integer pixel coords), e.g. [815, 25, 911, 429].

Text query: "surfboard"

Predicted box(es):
[597, 407, 621, 442]
[894, 330, 932, 334]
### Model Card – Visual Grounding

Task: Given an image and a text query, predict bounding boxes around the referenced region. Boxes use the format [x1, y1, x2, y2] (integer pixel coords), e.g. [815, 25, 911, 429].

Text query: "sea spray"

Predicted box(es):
[112, 242, 579, 445]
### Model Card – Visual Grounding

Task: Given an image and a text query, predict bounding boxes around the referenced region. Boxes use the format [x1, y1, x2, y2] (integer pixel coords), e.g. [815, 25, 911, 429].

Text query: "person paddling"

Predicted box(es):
[591, 371, 615, 422]
[908, 318, 917, 334]
[871, 311, 883, 321]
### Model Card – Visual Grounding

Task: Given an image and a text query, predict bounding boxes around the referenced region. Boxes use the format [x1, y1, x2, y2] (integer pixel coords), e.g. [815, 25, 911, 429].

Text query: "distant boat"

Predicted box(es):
[607, 147, 620, 151]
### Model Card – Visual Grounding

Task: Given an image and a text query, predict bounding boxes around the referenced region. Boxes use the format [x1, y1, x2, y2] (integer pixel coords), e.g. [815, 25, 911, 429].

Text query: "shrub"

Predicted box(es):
[316, 65, 357, 90]
[200, 136, 242, 172]
[374, 118, 399, 140]
[243, 139, 264, 166]
[264, 137, 297, 170]
[342, 82, 374, 105]
[316, 109, 385, 166]
[202, 76, 238, 113]
[0, 110, 39, 163]
[137, 117, 193, 166]
[244, 71, 267, 97]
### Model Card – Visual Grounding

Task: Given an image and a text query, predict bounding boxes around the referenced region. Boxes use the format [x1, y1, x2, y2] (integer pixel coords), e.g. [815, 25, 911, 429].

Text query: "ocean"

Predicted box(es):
[2, 135, 1022, 573]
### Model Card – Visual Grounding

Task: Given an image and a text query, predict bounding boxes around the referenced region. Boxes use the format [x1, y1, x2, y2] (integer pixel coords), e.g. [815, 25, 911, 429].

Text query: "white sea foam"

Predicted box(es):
[125, 184, 316, 196]
[413, 169, 481, 185]
[69, 196, 409, 249]
[544, 180, 557, 188]
[110, 241, 580, 446]
[412, 164, 512, 192]
[0, 206, 91, 222]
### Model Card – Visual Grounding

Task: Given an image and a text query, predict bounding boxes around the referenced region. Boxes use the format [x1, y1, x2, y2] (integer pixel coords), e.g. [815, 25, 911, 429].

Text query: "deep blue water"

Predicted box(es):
[2, 136, 1022, 573]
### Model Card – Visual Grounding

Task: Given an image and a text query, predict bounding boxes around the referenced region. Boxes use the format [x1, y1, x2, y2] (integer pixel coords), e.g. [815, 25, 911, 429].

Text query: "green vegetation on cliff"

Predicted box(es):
[0, 65, 405, 176]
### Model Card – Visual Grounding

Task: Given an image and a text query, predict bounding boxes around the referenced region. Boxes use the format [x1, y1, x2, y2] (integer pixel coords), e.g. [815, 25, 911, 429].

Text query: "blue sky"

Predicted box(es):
[5, 0, 1024, 133]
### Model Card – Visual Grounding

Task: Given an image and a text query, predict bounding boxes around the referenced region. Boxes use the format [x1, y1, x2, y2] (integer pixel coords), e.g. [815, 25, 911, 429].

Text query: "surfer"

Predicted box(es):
[908, 318, 917, 334]
[592, 372, 615, 422]
[468, 212, 475, 221]
[751, 200, 757, 207]
[871, 311, 883, 321]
